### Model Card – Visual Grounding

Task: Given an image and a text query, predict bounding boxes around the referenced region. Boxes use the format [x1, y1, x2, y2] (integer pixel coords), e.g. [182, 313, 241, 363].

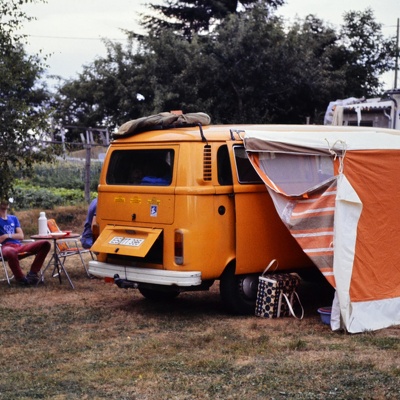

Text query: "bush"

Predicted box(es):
[11, 159, 101, 210]
[13, 182, 96, 211]
[14, 160, 102, 191]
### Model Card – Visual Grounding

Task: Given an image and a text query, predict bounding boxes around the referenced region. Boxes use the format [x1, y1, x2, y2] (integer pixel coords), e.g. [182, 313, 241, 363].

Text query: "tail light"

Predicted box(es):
[174, 230, 184, 265]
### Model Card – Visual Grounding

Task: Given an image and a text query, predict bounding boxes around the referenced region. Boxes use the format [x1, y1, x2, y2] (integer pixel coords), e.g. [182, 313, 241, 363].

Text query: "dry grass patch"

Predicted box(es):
[1, 258, 400, 399]
[1, 207, 400, 398]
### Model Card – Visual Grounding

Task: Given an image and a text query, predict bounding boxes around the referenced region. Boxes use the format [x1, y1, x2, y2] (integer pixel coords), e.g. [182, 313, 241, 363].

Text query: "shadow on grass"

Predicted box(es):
[107, 276, 335, 323]
[115, 284, 228, 319]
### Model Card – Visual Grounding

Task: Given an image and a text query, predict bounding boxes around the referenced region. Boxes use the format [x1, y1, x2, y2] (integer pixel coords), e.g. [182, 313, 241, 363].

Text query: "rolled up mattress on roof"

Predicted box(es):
[114, 112, 211, 138]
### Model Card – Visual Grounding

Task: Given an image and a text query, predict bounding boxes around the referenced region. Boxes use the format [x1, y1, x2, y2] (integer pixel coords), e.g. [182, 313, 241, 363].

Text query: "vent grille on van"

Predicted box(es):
[203, 145, 212, 181]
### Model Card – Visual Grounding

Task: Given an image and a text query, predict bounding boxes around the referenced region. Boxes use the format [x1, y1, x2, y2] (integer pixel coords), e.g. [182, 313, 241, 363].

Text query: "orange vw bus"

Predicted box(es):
[89, 113, 313, 314]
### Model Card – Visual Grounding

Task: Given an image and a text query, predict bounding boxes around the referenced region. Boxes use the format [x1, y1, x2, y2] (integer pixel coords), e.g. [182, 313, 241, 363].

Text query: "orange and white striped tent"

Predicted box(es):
[243, 125, 400, 333]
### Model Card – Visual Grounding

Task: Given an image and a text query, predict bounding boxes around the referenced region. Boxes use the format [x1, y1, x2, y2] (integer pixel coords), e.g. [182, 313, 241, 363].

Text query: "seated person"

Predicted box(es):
[141, 159, 172, 185]
[129, 165, 144, 184]
[81, 197, 97, 249]
[0, 198, 51, 286]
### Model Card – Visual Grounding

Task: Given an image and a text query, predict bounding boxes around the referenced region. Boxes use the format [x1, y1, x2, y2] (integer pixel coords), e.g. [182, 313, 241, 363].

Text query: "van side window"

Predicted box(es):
[234, 146, 262, 184]
[217, 145, 233, 185]
[106, 149, 174, 186]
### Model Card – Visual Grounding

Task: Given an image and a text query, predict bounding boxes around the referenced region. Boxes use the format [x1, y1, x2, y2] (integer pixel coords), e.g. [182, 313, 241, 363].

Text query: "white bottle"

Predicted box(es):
[38, 212, 48, 235]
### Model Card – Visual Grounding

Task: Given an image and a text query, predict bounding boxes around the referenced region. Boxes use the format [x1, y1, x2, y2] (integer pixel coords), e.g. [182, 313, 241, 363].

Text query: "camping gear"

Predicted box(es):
[255, 260, 303, 319]
[255, 273, 303, 319]
[243, 125, 400, 333]
[114, 112, 211, 138]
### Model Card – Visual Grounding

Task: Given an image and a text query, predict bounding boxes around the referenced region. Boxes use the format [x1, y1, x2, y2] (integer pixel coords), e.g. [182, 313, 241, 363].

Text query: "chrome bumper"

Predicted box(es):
[88, 260, 202, 287]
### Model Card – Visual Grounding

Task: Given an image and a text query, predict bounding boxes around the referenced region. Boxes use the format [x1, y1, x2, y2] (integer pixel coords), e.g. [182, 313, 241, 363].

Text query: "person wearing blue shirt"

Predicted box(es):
[0, 198, 51, 286]
[81, 197, 97, 249]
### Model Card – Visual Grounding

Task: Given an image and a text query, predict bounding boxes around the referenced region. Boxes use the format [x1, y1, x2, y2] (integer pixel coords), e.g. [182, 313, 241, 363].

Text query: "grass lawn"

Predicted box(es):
[1, 208, 399, 399]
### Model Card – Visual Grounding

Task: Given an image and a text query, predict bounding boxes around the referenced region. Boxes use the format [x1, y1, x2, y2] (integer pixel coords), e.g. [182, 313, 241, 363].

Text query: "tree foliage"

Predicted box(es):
[142, 0, 285, 39]
[0, 0, 52, 198]
[339, 8, 396, 96]
[52, 5, 396, 134]
[51, 39, 149, 140]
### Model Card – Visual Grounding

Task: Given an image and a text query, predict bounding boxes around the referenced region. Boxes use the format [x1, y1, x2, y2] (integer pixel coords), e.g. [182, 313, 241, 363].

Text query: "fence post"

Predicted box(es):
[84, 130, 91, 203]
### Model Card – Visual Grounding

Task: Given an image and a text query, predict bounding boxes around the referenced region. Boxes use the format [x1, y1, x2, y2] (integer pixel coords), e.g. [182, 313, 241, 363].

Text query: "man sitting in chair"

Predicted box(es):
[0, 198, 51, 286]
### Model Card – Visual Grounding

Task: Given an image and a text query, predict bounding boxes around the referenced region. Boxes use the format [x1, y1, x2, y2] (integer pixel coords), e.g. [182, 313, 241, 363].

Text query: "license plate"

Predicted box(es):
[109, 236, 145, 247]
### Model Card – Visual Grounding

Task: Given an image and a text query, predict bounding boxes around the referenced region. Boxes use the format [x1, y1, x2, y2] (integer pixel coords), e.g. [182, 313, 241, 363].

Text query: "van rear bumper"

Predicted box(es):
[88, 260, 202, 287]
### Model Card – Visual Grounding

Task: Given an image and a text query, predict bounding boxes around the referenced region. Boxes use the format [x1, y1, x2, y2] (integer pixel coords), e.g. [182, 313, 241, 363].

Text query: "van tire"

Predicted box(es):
[138, 287, 180, 301]
[220, 265, 259, 315]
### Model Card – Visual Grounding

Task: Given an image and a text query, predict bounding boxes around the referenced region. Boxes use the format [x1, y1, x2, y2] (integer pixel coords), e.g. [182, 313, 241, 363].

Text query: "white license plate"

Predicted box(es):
[109, 236, 145, 247]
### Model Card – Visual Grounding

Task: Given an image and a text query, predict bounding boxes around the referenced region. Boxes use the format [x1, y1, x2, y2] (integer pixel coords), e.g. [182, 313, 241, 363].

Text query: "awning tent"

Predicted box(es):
[243, 126, 400, 333]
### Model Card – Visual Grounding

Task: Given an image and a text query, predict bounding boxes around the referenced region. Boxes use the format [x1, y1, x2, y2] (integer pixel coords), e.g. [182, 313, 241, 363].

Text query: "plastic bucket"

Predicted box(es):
[317, 307, 332, 325]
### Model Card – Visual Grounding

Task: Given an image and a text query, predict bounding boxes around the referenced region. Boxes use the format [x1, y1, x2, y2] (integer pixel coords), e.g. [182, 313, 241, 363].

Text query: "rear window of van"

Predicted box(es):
[106, 149, 174, 186]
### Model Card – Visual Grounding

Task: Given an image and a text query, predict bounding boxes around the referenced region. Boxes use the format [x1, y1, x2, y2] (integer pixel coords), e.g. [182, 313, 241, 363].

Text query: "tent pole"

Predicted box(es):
[395, 18, 399, 89]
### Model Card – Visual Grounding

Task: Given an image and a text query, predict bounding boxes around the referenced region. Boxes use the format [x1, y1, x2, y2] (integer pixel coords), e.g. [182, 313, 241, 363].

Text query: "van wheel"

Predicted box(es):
[138, 287, 180, 301]
[220, 266, 259, 315]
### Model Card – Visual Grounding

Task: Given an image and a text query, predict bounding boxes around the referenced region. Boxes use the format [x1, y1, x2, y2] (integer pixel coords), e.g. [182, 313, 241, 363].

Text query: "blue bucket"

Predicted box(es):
[317, 307, 332, 325]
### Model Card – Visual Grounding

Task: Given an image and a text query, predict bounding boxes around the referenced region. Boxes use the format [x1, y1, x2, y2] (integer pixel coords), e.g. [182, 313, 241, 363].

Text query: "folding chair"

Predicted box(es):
[0, 241, 35, 285]
[47, 219, 94, 277]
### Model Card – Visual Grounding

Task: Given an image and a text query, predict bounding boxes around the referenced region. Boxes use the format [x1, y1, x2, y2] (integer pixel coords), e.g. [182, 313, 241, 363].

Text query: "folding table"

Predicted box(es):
[31, 233, 80, 289]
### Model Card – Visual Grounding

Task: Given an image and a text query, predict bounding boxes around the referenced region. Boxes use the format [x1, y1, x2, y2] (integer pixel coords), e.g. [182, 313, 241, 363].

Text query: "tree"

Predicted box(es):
[0, 0, 52, 198]
[272, 15, 346, 123]
[196, 8, 290, 123]
[53, 5, 396, 129]
[141, 0, 285, 39]
[339, 8, 396, 96]
[55, 8, 338, 125]
[51, 38, 153, 138]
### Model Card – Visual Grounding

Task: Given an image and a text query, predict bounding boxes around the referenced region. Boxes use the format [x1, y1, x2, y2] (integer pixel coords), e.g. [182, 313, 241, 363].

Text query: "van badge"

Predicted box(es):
[147, 197, 161, 205]
[114, 196, 125, 203]
[150, 205, 158, 217]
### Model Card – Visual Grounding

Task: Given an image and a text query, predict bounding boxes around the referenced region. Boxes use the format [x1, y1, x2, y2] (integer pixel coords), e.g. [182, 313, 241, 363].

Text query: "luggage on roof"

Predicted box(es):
[114, 112, 211, 138]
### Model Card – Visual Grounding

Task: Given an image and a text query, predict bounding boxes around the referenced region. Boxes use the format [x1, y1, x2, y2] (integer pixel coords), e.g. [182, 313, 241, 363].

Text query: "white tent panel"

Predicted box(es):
[333, 174, 362, 332]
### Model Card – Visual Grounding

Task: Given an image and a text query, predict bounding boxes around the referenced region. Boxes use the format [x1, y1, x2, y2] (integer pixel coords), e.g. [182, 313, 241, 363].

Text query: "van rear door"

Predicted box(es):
[91, 225, 162, 257]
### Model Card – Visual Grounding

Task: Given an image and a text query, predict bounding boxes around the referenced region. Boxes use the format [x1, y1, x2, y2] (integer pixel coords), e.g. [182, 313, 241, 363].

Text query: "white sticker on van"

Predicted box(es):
[109, 236, 145, 247]
[150, 205, 158, 217]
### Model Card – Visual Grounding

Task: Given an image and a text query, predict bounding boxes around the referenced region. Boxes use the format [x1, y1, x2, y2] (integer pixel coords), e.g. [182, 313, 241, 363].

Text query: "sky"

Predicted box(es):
[20, 0, 399, 90]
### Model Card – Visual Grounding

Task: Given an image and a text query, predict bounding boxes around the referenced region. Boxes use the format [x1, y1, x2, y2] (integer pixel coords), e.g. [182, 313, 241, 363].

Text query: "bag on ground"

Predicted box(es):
[255, 260, 303, 319]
